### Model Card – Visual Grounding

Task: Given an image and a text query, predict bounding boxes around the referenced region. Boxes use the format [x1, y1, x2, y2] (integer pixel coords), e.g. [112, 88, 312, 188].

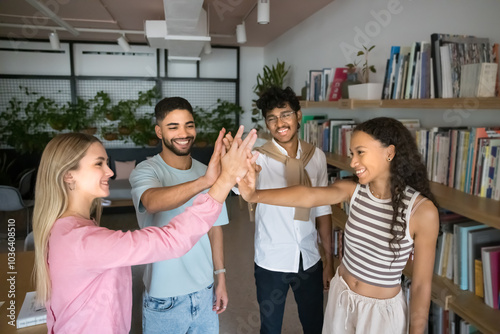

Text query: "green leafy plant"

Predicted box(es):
[130, 115, 158, 147]
[346, 45, 376, 83]
[89, 91, 112, 120]
[63, 98, 94, 132]
[0, 91, 55, 153]
[193, 99, 241, 146]
[100, 125, 119, 141]
[0, 86, 161, 152]
[252, 59, 290, 130]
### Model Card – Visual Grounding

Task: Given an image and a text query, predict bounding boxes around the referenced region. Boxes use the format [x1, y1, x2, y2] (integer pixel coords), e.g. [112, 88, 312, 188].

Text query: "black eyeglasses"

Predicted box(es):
[265, 111, 295, 126]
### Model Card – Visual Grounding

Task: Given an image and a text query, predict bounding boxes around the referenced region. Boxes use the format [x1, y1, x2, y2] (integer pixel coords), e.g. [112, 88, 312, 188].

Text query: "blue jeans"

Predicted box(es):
[142, 283, 218, 334]
[255, 258, 324, 334]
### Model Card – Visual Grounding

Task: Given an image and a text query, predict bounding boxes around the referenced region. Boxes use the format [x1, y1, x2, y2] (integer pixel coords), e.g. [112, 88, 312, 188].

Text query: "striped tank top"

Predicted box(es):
[342, 183, 420, 288]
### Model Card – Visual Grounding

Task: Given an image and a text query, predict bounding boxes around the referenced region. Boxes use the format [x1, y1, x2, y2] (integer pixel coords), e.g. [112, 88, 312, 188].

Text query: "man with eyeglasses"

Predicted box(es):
[247, 86, 333, 333]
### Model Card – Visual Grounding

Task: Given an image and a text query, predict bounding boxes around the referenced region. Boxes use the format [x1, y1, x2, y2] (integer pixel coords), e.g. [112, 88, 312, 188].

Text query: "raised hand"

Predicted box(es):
[202, 128, 226, 187]
[236, 156, 261, 203]
[222, 131, 233, 153]
[208, 126, 258, 203]
[220, 126, 258, 184]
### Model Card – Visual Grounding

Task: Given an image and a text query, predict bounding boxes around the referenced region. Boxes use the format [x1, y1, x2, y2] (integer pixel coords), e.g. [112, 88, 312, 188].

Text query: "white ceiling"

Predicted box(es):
[0, 0, 335, 47]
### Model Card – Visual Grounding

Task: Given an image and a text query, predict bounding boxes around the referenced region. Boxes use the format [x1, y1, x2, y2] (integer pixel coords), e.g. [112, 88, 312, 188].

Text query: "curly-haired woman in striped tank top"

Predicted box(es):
[238, 117, 439, 334]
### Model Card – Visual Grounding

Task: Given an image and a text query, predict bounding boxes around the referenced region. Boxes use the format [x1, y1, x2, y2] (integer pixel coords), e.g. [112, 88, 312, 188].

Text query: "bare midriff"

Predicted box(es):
[338, 262, 402, 299]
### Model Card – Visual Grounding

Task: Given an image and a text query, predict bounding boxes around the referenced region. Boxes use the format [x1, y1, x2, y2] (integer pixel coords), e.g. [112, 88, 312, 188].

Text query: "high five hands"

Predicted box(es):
[221, 130, 261, 203]
[207, 126, 259, 203]
[219, 125, 259, 184]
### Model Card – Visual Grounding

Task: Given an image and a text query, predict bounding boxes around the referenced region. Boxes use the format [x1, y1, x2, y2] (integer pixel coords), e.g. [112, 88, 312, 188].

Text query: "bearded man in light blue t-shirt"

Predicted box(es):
[130, 97, 229, 334]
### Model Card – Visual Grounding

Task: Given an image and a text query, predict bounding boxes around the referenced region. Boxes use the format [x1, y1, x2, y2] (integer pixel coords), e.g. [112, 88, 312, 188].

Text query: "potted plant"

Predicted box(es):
[192, 106, 211, 147]
[101, 125, 119, 141]
[89, 91, 112, 122]
[192, 100, 241, 147]
[117, 109, 136, 136]
[346, 45, 383, 100]
[0, 93, 54, 154]
[130, 115, 158, 147]
[64, 98, 98, 134]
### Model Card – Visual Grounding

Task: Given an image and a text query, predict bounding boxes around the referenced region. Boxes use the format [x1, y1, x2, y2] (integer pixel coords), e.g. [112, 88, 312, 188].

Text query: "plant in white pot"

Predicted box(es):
[347, 45, 383, 100]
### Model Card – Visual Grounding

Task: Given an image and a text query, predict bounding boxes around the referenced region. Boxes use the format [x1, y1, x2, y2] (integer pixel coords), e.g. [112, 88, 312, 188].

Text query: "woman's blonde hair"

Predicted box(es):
[33, 133, 102, 305]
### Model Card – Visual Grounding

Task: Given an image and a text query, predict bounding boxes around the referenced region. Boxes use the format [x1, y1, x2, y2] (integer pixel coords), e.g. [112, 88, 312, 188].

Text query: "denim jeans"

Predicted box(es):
[142, 283, 218, 334]
[255, 258, 324, 334]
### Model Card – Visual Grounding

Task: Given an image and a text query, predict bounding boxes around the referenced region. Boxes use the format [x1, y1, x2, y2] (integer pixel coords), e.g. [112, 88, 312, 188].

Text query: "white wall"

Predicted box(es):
[239, 47, 264, 131]
[256, 0, 500, 128]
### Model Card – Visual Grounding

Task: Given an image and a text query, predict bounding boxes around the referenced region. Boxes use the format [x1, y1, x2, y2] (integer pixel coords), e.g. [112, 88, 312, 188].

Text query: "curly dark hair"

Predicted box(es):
[354, 117, 438, 260]
[256, 86, 301, 118]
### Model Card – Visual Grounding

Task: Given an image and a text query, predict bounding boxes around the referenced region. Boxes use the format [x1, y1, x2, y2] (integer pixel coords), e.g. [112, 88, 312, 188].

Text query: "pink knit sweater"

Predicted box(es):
[46, 193, 222, 333]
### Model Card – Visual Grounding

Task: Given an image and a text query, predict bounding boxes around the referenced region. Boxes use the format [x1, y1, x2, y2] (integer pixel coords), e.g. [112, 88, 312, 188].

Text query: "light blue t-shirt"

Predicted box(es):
[129, 154, 229, 298]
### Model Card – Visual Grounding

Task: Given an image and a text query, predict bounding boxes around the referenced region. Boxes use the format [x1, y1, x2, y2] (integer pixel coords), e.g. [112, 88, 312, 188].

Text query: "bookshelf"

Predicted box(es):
[326, 153, 500, 334]
[300, 97, 500, 110]
[325, 153, 500, 229]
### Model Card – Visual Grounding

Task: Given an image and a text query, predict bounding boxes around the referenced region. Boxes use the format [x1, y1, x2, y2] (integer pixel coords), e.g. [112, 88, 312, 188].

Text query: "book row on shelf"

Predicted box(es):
[429, 301, 480, 334]
[435, 210, 500, 310]
[383, 34, 499, 101]
[304, 33, 500, 102]
[416, 127, 500, 200]
[301, 116, 500, 202]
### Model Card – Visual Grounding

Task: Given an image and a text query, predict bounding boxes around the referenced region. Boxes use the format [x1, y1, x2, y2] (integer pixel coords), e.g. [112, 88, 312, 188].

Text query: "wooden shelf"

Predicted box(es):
[300, 97, 500, 110]
[325, 152, 500, 229]
[429, 182, 500, 229]
[331, 205, 500, 334]
[403, 261, 500, 334]
[319, 99, 500, 333]
[431, 275, 500, 334]
[325, 152, 353, 172]
[331, 204, 347, 229]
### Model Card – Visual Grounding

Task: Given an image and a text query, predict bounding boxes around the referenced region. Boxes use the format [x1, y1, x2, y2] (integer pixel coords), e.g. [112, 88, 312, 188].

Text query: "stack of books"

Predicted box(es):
[381, 34, 500, 100]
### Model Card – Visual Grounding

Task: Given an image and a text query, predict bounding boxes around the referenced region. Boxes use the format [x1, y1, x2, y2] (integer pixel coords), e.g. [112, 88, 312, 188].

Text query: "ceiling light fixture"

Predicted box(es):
[236, 22, 246, 44]
[117, 35, 131, 52]
[257, 0, 270, 24]
[49, 31, 60, 50]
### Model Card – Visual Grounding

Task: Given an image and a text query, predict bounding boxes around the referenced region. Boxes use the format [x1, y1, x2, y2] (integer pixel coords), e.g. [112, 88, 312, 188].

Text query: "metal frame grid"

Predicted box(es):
[77, 79, 158, 148]
[0, 42, 239, 150]
[0, 78, 72, 148]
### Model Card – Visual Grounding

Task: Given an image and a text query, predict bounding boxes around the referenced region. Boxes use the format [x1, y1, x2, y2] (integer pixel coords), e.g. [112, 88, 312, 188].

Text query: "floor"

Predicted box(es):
[1, 195, 308, 333]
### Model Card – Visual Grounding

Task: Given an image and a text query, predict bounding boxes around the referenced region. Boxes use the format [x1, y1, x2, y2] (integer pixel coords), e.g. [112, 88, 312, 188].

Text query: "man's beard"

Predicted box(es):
[163, 137, 194, 156]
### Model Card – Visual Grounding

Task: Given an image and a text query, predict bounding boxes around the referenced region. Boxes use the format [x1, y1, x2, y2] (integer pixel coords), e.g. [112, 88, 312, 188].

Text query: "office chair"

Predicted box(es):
[0, 185, 34, 236]
[24, 231, 35, 251]
[18, 168, 36, 200]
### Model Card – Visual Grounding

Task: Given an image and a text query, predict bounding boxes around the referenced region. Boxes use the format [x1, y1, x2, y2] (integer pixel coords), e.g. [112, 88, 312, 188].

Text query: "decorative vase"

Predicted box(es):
[348, 83, 384, 100]
[340, 73, 361, 99]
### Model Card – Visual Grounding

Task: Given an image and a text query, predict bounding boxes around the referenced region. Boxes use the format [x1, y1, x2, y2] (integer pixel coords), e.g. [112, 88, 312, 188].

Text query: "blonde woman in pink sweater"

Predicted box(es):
[33, 126, 256, 334]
